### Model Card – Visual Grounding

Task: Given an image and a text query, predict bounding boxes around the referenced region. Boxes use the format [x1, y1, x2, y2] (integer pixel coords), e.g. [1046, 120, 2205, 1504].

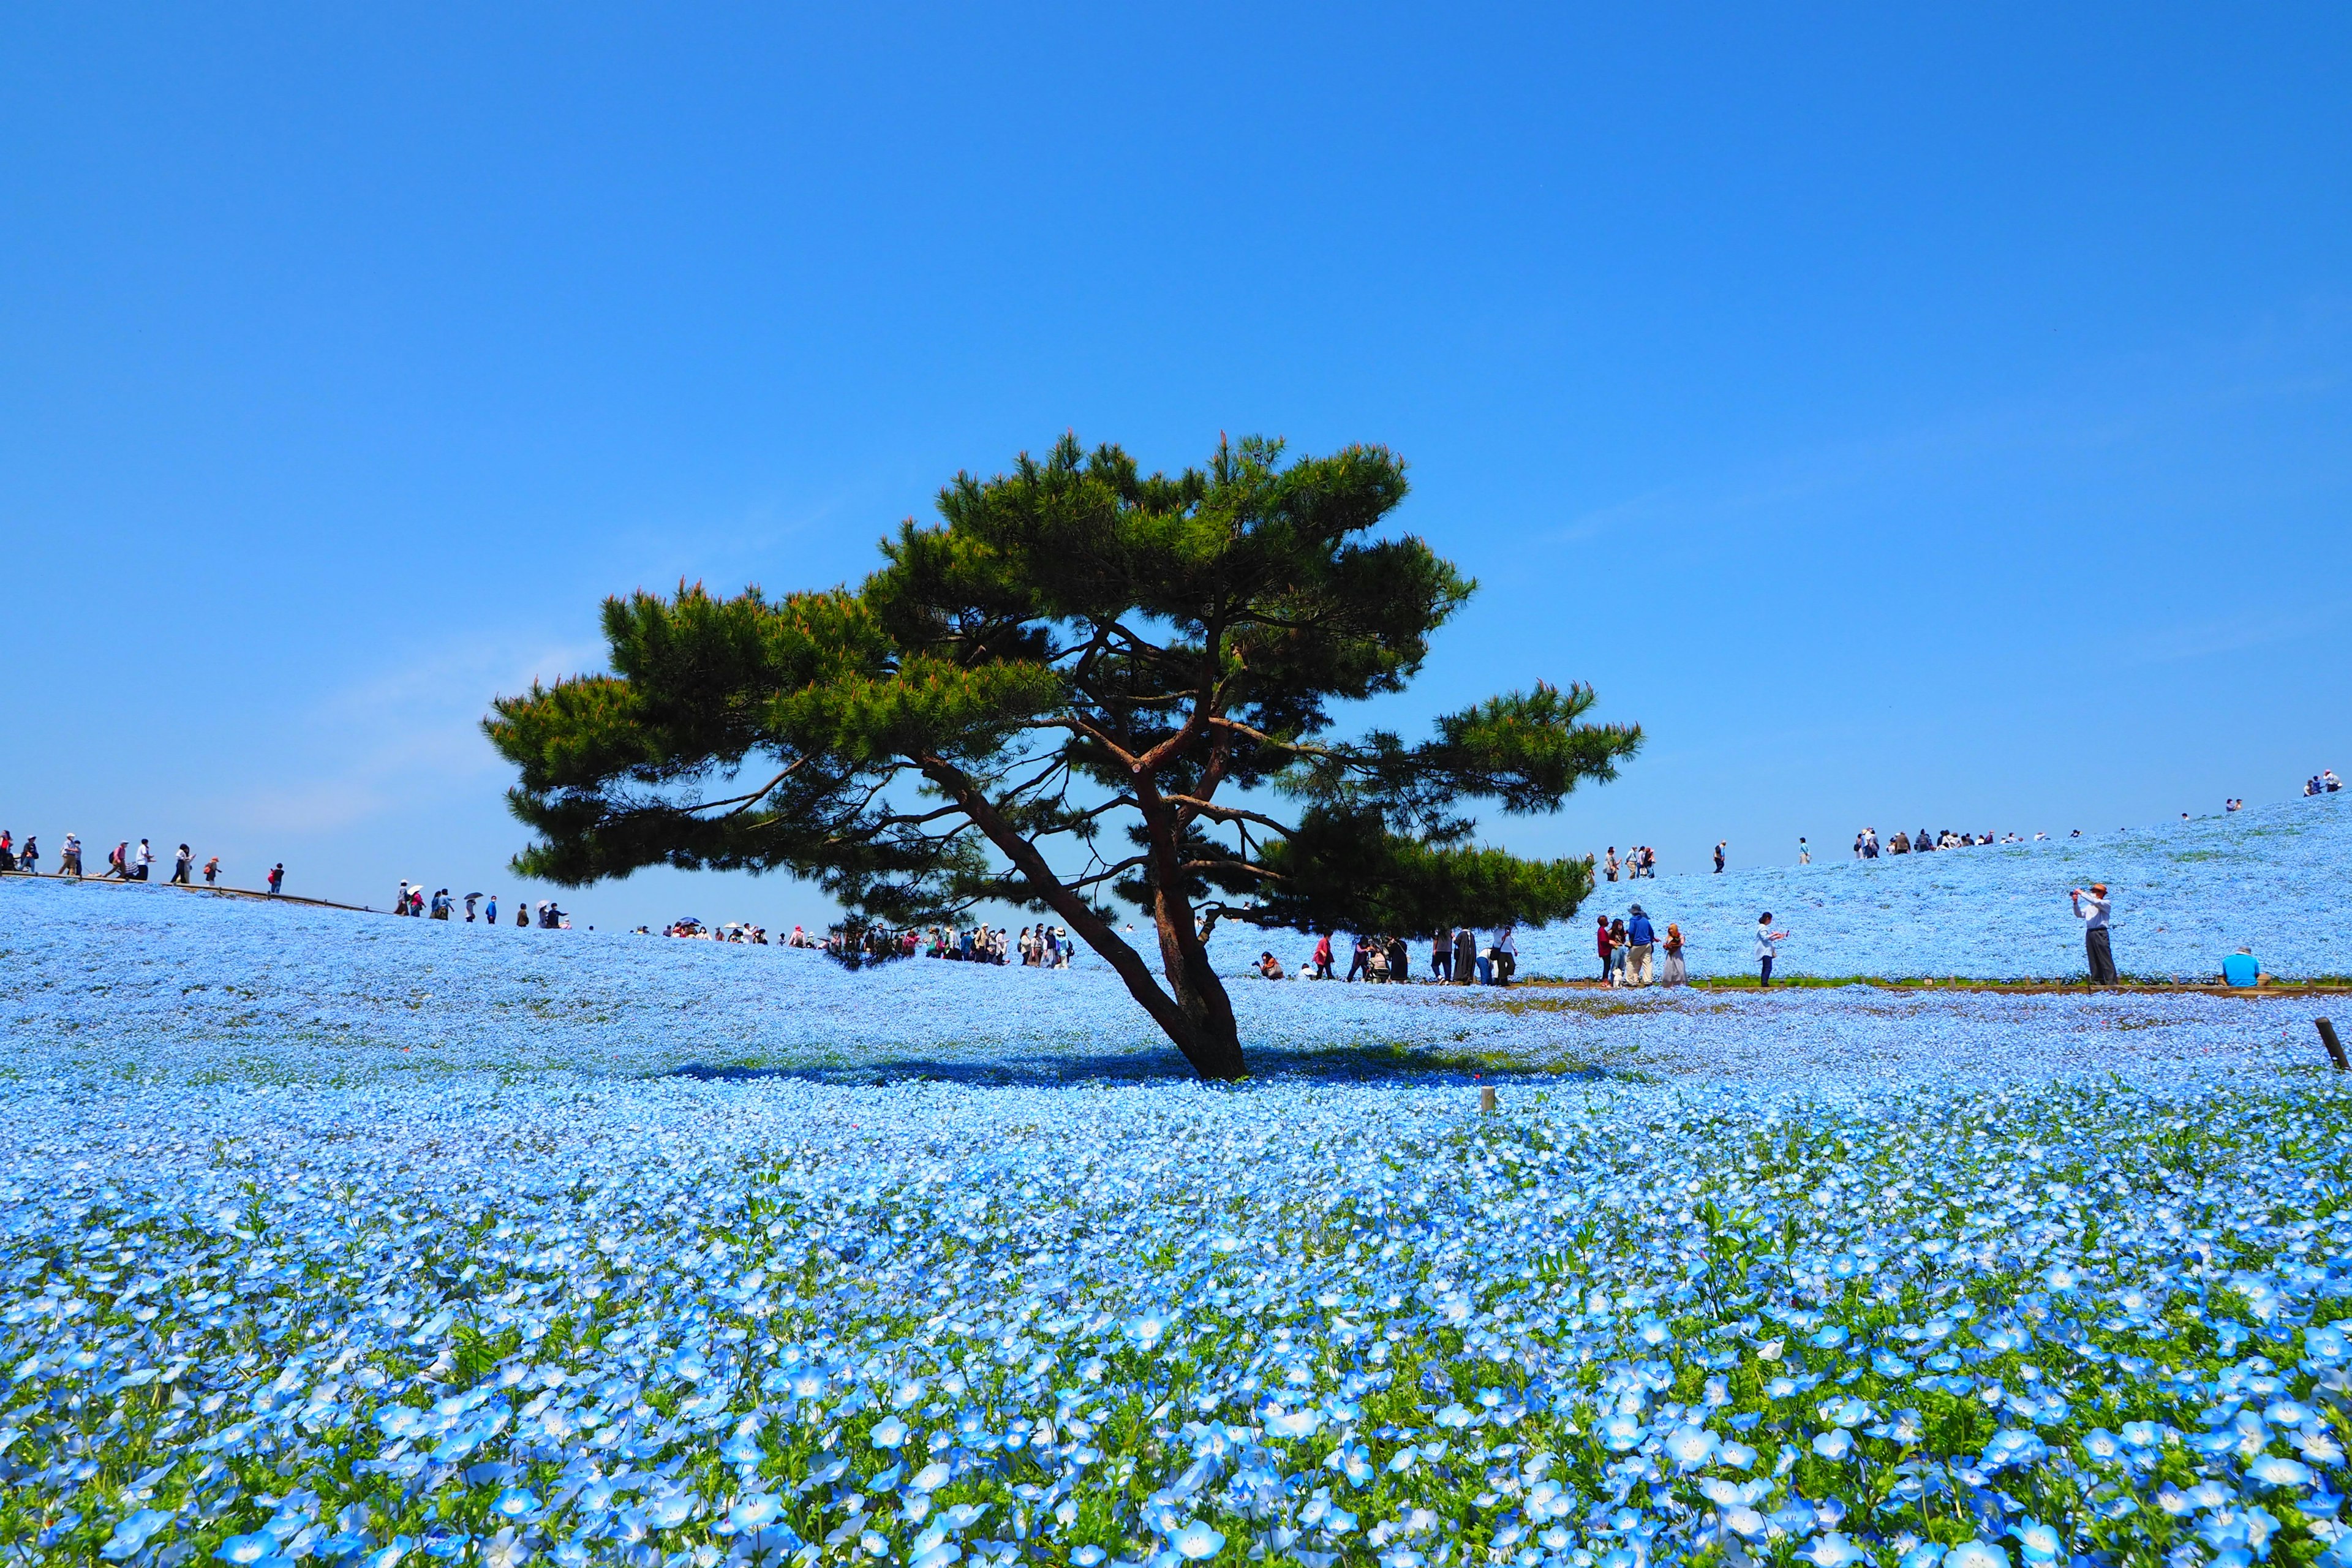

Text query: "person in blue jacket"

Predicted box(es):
[1626, 905, 1656, 986]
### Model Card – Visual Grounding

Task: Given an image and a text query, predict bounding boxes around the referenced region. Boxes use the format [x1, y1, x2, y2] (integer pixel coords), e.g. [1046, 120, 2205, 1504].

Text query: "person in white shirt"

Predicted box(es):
[1493, 927, 1517, 984]
[1755, 913, 1789, 987]
[2070, 883, 2116, 982]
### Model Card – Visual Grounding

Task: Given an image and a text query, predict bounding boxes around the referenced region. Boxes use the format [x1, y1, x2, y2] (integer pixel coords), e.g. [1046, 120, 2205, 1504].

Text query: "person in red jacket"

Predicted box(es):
[1595, 914, 1613, 981]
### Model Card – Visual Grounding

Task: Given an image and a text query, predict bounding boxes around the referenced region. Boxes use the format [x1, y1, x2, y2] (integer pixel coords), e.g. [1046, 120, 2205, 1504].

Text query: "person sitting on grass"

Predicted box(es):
[2221, 948, 2266, 988]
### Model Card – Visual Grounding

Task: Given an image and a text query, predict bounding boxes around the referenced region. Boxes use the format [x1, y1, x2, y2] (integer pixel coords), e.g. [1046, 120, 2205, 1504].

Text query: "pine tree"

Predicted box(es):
[486, 434, 1641, 1079]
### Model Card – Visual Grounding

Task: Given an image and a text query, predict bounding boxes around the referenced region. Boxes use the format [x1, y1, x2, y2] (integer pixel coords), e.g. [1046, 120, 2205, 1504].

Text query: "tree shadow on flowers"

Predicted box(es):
[662, 1036, 1628, 1088]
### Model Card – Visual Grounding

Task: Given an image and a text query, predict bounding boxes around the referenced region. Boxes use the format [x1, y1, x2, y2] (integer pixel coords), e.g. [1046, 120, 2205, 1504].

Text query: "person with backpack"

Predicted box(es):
[266, 863, 284, 895]
[203, 855, 220, 886]
[106, 842, 130, 880]
[18, 836, 37, 875]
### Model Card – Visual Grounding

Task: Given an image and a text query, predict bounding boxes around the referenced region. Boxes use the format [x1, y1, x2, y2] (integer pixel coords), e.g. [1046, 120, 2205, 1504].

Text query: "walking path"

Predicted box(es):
[0, 868, 375, 915]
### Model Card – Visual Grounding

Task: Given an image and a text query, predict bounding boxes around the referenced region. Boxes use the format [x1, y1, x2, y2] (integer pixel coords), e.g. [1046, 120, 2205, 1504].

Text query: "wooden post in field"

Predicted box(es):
[2318, 1018, 2348, 1072]
[1480, 1084, 1498, 1114]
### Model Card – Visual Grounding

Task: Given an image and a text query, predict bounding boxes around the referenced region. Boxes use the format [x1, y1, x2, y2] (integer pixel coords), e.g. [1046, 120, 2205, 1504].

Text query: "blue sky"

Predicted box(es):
[4, 4, 2348, 930]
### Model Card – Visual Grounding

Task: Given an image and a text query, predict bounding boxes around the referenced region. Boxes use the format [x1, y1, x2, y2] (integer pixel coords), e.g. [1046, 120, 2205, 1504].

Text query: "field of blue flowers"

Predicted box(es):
[1499, 794, 2352, 982]
[2, 799, 2350, 1568]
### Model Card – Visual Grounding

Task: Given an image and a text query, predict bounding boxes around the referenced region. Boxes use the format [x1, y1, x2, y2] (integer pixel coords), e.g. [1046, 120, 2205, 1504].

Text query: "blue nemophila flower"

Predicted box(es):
[216, 1534, 279, 1566]
[2249, 1455, 2314, 1488]
[1801, 1534, 1870, 1567]
[728, 1495, 783, 1532]
[1170, 1520, 1225, 1559]
[1812, 1428, 1855, 1462]
[100, 1509, 173, 1561]
[641, 1494, 694, 1530]
[491, 1487, 539, 1521]
[2010, 1518, 2062, 1564]
[1945, 1542, 2011, 1568]
[870, 1416, 910, 1449]
[1662, 1425, 1719, 1469]
[1264, 1404, 1321, 1439]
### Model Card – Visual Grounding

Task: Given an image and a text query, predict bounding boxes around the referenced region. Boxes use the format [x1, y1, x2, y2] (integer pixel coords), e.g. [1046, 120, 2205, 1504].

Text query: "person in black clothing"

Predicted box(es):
[1345, 936, 1371, 982]
[266, 863, 285, 895]
[1713, 841, 1727, 873]
[171, 844, 192, 884]
[1431, 927, 1452, 982]
[1453, 926, 1476, 984]
[1385, 935, 1410, 984]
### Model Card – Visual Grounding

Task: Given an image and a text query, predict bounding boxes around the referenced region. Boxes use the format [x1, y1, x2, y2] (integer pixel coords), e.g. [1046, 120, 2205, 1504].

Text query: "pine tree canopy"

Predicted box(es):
[486, 434, 1642, 1078]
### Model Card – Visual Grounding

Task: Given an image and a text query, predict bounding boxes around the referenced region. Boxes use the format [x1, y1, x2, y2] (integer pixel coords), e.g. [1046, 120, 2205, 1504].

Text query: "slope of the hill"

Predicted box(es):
[1503, 791, 2352, 980]
[0, 864, 2332, 1091]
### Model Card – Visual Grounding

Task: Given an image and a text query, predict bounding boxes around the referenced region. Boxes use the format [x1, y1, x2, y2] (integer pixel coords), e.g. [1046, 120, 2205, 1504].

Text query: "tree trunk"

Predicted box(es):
[920, 757, 1249, 1081]
[1155, 928, 1246, 1080]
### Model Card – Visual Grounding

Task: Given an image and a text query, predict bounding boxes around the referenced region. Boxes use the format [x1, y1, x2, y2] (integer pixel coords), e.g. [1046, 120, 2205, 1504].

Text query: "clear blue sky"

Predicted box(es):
[4, 5, 2348, 929]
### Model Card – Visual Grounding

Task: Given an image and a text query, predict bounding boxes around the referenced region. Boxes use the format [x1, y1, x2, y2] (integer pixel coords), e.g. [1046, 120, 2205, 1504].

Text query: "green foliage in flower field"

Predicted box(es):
[5, 1064, 2348, 1568]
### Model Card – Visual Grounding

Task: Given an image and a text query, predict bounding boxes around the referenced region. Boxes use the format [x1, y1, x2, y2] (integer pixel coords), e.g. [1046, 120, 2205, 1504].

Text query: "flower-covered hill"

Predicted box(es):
[0, 870, 2332, 1092]
[1505, 793, 2352, 982]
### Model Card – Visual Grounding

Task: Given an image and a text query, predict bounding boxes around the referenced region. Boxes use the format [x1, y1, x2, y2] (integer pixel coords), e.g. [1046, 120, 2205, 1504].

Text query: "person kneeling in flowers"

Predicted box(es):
[1256, 951, 1286, 980]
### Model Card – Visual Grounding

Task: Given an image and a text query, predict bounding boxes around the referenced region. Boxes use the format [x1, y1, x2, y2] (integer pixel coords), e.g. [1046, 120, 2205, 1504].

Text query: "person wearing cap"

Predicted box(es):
[2070, 881, 2116, 983]
[1626, 904, 1656, 986]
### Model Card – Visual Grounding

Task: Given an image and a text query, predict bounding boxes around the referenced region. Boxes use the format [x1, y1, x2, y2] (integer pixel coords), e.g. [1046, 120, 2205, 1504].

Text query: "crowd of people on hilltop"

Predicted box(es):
[1601, 846, 1656, 881]
[390, 882, 573, 927]
[0, 830, 282, 894]
[1844, 826, 2052, 859]
[1252, 927, 1524, 986]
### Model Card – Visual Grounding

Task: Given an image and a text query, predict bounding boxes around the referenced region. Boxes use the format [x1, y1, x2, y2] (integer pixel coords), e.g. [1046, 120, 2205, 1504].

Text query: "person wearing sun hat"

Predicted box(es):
[2070, 881, 2117, 983]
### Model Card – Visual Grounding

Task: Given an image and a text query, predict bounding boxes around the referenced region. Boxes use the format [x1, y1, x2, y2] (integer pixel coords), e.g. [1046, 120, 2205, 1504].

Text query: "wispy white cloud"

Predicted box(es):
[216, 637, 603, 835]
